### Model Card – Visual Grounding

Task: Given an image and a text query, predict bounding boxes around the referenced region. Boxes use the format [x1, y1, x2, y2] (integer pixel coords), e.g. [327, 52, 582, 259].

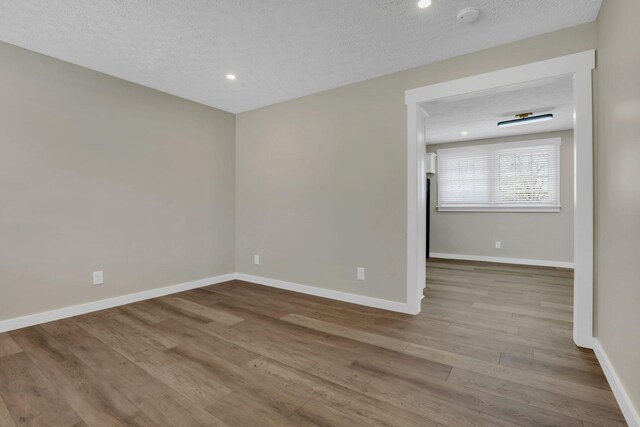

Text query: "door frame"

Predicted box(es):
[404, 50, 596, 348]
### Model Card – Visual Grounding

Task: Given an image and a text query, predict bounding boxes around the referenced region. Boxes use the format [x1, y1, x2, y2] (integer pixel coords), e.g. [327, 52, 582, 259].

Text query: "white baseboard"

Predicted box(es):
[235, 273, 416, 314]
[0, 271, 417, 333]
[593, 339, 640, 427]
[0, 273, 236, 333]
[429, 252, 574, 269]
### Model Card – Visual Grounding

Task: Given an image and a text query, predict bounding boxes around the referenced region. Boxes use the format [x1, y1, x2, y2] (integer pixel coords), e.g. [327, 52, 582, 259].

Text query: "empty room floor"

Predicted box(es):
[0, 259, 625, 426]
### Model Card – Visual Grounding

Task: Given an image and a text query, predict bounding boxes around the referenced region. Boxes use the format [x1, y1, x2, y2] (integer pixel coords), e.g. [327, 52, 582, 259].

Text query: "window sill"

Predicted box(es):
[437, 206, 561, 213]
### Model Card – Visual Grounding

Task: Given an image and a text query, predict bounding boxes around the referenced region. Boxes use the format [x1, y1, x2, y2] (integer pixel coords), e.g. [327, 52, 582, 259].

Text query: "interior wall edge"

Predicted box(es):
[593, 339, 640, 427]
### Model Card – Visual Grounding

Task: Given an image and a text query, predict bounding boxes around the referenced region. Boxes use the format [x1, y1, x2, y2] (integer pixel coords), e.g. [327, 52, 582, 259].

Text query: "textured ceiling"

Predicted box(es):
[0, 0, 601, 113]
[422, 75, 574, 144]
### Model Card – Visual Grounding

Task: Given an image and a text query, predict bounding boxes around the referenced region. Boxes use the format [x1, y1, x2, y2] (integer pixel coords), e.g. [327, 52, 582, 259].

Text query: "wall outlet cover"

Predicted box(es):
[92, 271, 104, 285]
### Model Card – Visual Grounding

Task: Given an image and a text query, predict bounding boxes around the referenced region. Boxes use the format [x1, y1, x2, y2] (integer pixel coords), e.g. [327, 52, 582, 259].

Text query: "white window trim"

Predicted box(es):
[436, 138, 561, 212]
[437, 206, 561, 213]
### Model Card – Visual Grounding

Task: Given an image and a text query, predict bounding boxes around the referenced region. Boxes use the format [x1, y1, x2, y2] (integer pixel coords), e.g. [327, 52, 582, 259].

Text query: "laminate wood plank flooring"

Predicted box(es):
[0, 259, 626, 426]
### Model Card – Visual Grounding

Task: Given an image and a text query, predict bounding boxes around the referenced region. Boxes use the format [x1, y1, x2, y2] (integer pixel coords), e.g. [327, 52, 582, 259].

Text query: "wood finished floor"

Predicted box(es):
[0, 259, 626, 426]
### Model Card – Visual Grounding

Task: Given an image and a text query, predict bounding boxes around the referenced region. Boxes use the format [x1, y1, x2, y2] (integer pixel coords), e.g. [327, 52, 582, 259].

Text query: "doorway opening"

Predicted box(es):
[405, 51, 595, 348]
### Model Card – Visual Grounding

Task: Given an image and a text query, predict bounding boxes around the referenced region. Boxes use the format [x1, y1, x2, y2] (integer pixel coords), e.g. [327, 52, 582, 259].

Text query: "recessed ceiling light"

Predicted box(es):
[226, 74, 237, 80]
[418, 0, 432, 8]
[461, 131, 468, 135]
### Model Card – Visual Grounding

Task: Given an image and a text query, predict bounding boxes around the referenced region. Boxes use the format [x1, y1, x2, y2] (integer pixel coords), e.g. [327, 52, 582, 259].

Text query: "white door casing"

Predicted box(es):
[405, 50, 596, 348]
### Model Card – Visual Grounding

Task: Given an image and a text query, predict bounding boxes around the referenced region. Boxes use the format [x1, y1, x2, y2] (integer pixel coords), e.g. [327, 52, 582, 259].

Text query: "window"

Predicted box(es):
[436, 138, 561, 212]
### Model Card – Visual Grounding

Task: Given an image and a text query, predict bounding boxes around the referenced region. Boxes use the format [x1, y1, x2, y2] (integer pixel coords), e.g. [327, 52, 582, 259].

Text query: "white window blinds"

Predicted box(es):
[436, 138, 561, 212]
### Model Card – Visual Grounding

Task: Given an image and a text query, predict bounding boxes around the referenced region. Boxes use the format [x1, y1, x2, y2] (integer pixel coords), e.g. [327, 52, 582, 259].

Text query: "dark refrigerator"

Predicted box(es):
[426, 177, 431, 259]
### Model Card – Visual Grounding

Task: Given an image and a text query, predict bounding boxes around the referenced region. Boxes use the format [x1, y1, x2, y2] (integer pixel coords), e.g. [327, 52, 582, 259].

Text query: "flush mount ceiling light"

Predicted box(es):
[226, 74, 237, 80]
[417, 0, 432, 8]
[461, 131, 468, 135]
[497, 112, 554, 128]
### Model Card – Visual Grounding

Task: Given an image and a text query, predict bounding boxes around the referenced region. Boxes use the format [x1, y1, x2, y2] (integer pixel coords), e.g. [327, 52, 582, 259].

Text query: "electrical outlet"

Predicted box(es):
[495, 241, 502, 249]
[357, 267, 365, 281]
[254, 254, 260, 265]
[92, 271, 104, 285]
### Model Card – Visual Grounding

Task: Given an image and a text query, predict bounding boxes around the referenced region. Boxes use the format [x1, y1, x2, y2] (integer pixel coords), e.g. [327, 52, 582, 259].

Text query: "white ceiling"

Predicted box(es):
[422, 75, 575, 144]
[0, 1, 601, 113]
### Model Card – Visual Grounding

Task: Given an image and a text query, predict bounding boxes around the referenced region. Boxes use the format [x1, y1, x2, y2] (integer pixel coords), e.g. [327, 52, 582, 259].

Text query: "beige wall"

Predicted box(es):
[0, 41, 236, 321]
[595, 0, 640, 412]
[427, 131, 574, 263]
[236, 23, 596, 303]
[2, 7, 635, 416]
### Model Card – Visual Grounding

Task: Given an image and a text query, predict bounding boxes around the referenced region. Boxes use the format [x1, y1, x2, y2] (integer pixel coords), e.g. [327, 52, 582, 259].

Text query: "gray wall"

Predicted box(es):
[427, 131, 574, 263]
[0, 41, 236, 321]
[595, 0, 640, 412]
[236, 24, 596, 303]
